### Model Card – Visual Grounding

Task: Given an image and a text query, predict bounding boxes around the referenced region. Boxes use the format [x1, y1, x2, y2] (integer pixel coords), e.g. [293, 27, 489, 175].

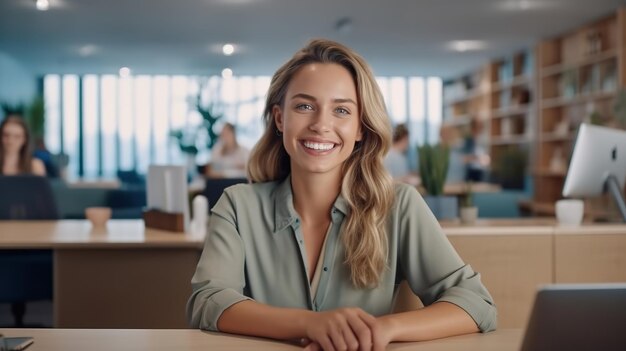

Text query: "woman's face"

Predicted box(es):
[220, 126, 236, 147]
[273, 63, 362, 178]
[1, 122, 26, 155]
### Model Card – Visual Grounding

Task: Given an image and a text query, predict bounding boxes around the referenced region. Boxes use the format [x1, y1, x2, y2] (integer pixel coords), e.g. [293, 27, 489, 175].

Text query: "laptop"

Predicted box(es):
[520, 283, 626, 351]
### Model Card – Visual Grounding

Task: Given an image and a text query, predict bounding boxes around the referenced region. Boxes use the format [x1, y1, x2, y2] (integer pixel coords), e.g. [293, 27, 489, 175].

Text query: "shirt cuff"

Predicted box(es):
[437, 286, 498, 332]
[204, 288, 253, 331]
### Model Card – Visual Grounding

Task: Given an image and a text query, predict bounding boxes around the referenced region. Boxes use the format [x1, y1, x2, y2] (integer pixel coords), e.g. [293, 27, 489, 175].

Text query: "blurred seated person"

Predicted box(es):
[384, 123, 419, 185]
[33, 136, 59, 178]
[206, 123, 249, 178]
[463, 119, 490, 182]
[0, 116, 46, 176]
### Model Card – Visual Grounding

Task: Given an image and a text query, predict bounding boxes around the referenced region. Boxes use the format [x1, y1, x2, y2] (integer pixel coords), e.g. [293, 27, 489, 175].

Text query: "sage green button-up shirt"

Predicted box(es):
[187, 177, 497, 332]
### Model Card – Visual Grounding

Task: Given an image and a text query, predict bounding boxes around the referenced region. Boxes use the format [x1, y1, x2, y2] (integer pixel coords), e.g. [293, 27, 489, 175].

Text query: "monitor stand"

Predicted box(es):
[605, 174, 626, 222]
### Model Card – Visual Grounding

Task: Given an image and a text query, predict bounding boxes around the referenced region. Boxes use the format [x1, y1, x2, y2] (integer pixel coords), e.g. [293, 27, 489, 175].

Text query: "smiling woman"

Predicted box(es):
[0, 116, 46, 176]
[187, 39, 497, 351]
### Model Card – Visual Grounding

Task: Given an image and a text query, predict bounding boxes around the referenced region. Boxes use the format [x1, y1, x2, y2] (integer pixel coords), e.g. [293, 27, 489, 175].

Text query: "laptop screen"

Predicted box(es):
[521, 283, 626, 351]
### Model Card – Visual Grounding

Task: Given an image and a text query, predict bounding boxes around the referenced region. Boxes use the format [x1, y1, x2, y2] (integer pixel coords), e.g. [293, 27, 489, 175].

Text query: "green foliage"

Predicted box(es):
[418, 143, 450, 196]
[463, 181, 474, 207]
[492, 146, 527, 189]
[26, 96, 45, 139]
[170, 90, 223, 155]
[1, 96, 45, 139]
[1, 102, 26, 117]
[196, 94, 222, 150]
[613, 89, 626, 129]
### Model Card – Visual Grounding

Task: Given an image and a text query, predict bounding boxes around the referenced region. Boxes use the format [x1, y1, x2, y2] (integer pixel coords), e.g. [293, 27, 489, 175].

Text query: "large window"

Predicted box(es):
[44, 74, 441, 179]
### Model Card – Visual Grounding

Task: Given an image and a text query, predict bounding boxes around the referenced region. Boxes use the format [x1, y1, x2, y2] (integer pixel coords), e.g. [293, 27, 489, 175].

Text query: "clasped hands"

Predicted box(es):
[299, 307, 392, 351]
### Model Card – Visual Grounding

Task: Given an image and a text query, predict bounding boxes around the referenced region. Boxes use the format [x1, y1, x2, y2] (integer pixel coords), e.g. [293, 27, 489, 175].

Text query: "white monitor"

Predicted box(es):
[147, 165, 190, 231]
[562, 124, 626, 221]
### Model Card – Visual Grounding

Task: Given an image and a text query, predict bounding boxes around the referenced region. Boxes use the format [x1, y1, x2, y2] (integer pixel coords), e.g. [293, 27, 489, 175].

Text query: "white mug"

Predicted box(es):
[555, 199, 584, 226]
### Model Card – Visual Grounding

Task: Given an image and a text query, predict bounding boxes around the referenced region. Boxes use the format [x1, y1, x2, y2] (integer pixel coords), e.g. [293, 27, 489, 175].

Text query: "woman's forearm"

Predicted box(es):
[218, 300, 314, 340]
[378, 302, 479, 342]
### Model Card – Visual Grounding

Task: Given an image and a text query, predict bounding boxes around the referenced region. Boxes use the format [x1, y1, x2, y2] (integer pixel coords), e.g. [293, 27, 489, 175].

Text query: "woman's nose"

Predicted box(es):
[308, 109, 332, 133]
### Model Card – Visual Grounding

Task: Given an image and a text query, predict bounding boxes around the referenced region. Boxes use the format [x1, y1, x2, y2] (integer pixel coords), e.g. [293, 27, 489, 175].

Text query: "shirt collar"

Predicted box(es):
[273, 175, 351, 233]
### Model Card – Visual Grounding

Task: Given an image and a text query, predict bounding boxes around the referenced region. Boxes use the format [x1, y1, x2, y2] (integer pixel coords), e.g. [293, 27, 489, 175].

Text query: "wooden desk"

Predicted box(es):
[0, 220, 203, 329]
[441, 219, 554, 329]
[0, 328, 524, 351]
[417, 182, 502, 197]
[2, 220, 626, 330]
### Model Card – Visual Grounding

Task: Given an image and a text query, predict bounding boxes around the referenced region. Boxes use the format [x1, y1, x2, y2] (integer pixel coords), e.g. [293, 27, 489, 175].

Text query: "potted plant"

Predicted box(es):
[418, 143, 458, 219]
[460, 182, 478, 224]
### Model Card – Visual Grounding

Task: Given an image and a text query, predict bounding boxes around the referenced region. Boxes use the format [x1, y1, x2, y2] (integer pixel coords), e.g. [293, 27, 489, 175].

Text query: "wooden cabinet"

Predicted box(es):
[533, 9, 626, 216]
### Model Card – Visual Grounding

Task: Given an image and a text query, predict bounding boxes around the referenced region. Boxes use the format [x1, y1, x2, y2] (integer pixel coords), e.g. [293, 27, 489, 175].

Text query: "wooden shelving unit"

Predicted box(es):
[533, 8, 626, 218]
[442, 51, 535, 190]
[442, 64, 495, 152]
[488, 50, 535, 190]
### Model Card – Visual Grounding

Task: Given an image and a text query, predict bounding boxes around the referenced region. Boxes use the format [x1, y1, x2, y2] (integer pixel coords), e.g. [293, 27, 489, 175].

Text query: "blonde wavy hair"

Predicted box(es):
[248, 39, 394, 288]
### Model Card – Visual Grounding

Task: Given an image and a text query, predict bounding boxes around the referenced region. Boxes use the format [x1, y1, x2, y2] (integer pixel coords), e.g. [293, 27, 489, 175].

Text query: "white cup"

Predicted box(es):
[555, 199, 584, 226]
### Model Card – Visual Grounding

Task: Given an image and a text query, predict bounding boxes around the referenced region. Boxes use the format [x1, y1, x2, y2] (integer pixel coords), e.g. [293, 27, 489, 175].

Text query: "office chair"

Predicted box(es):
[202, 177, 248, 211]
[0, 175, 58, 327]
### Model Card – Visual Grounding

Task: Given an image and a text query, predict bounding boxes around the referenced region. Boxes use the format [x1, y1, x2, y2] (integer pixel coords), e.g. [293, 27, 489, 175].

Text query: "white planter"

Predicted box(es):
[460, 206, 479, 224]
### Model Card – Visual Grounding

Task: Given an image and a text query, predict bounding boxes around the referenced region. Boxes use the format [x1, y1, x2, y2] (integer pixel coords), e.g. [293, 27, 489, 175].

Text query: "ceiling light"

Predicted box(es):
[221, 68, 233, 79]
[119, 67, 131, 78]
[495, 0, 555, 11]
[222, 44, 235, 56]
[36, 0, 50, 11]
[447, 40, 488, 52]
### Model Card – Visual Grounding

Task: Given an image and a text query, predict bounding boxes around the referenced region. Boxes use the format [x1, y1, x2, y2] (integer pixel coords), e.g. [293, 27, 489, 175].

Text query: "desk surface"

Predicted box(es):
[0, 328, 523, 351]
[1, 219, 625, 249]
[0, 220, 203, 249]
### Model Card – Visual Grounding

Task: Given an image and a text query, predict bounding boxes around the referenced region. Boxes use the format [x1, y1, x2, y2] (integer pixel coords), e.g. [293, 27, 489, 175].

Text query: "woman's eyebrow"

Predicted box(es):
[290, 93, 316, 101]
[290, 93, 356, 106]
[333, 98, 357, 105]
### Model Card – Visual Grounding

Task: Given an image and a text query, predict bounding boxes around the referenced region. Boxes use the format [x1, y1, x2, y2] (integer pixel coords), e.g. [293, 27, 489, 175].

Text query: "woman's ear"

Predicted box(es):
[356, 125, 363, 142]
[273, 105, 284, 132]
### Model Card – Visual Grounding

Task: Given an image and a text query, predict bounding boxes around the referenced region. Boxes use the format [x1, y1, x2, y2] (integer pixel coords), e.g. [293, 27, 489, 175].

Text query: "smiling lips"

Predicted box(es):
[301, 140, 338, 154]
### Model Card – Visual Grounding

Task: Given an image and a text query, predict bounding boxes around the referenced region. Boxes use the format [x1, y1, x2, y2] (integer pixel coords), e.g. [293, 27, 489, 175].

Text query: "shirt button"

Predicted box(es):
[323, 267, 328, 272]
[299, 240, 303, 245]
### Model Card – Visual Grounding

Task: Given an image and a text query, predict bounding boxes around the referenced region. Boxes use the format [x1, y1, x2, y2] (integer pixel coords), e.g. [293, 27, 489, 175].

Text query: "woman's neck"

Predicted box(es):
[290, 169, 342, 223]
[2, 153, 21, 174]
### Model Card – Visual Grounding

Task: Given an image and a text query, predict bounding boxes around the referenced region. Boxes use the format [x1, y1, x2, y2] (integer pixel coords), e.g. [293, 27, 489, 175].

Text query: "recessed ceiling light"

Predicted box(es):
[447, 40, 488, 52]
[36, 0, 50, 11]
[495, 0, 555, 11]
[221, 68, 233, 79]
[119, 67, 131, 78]
[222, 44, 235, 56]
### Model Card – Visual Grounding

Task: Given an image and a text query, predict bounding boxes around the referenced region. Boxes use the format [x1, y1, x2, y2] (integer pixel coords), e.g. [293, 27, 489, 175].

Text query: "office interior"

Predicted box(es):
[1, 0, 626, 350]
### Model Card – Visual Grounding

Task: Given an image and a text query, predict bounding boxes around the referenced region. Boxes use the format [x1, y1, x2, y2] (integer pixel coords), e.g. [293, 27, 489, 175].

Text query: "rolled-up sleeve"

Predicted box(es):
[396, 185, 497, 332]
[186, 191, 252, 331]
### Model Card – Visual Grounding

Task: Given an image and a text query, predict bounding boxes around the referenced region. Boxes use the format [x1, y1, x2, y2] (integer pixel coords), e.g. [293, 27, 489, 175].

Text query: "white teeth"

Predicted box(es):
[303, 141, 335, 151]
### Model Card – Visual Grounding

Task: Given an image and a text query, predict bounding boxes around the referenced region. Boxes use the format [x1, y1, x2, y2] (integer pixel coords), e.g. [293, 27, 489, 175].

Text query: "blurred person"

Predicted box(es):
[188, 39, 496, 350]
[0, 116, 46, 176]
[384, 123, 410, 178]
[384, 124, 420, 185]
[463, 119, 490, 182]
[206, 123, 250, 178]
[33, 136, 59, 178]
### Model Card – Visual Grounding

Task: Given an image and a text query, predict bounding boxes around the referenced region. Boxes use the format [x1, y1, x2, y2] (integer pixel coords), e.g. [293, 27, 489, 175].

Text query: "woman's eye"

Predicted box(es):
[296, 104, 313, 111]
[335, 107, 350, 115]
